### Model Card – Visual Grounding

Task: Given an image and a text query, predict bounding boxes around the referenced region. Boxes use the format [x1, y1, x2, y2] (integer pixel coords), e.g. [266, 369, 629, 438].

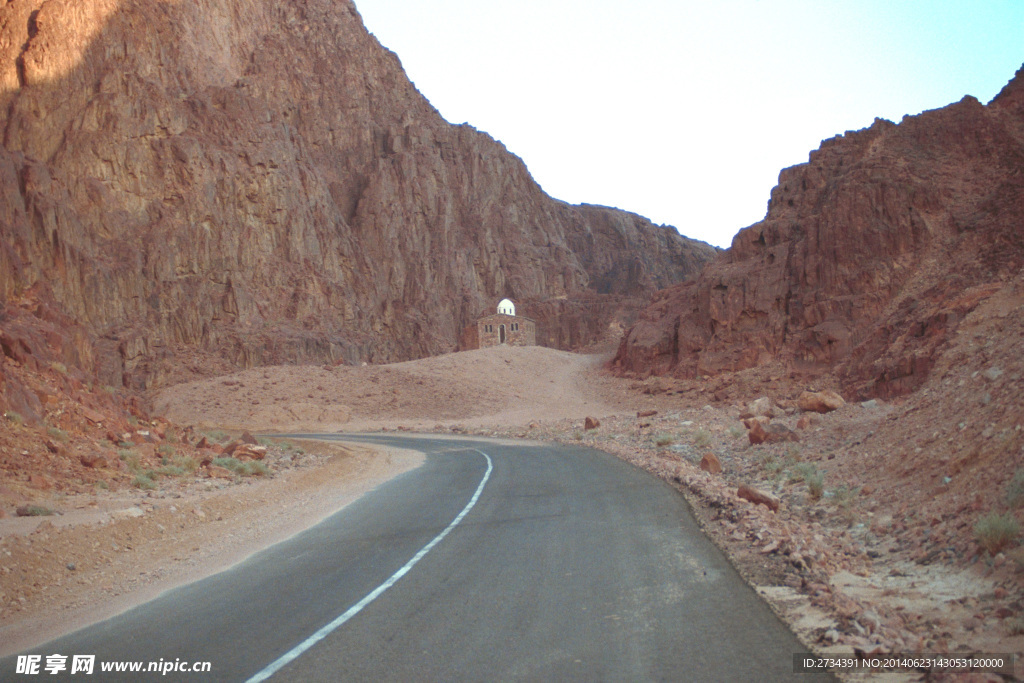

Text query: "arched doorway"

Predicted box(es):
[499, 324, 506, 344]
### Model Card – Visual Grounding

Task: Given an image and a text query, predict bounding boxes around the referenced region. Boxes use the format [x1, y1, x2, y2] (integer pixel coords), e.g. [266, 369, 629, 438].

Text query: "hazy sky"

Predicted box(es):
[355, 1, 1023, 248]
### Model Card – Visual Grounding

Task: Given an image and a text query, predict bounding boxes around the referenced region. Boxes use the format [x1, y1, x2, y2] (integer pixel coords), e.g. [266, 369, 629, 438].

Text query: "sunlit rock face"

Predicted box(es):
[0, 0, 716, 389]
[614, 66, 1024, 399]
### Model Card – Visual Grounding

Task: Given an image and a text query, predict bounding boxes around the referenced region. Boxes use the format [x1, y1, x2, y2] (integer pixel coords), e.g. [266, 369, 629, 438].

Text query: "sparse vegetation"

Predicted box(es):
[204, 429, 231, 443]
[164, 426, 181, 444]
[154, 464, 186, 477]
[157, 444, 176, 457]
[788, 463, 825, 500]
[46, 426, 69, 443]
[1007, 617, 1024, 636]
[133, 473, 156, 490]
[1006, 469, 1024, 508]
[49, 361, 67, 374]
[213, 457, 267, 477]
[4, 411, 24, 425]
[119, 449, 143, 474]
[572, 431, 584, 441]
[692, 429, 711, 449]
[974, 513, 1020, 555]
[829, 485, 860, 507]
[654, 434, 675, 447]
[21, 505, 55, 516]
[728, 425, 746, 440]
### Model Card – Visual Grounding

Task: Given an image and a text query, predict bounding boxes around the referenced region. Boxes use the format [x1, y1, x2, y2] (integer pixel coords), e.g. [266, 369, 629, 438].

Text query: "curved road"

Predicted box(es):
[3, 435, 832, 681]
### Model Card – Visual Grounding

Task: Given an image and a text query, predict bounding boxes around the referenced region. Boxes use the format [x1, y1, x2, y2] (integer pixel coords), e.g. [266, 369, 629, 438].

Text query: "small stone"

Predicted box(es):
[66, 563, 76, 571]
[737, 484, 780, 512]
[983, 367, 1004, 382]
[584, 417, 600, 430]
[239, 430, 259, 445]
[637, 410, 658, 418]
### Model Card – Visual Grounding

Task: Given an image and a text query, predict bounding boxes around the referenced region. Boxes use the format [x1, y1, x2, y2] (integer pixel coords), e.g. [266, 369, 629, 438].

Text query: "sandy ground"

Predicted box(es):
[155, 345, 624, 432]
[4, 323, 1024, 681]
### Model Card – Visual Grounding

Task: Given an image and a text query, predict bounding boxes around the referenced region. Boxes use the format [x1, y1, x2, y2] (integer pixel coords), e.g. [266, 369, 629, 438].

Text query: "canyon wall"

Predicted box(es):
[0, 0, 716, 391]
[614, 67, 1024, 398]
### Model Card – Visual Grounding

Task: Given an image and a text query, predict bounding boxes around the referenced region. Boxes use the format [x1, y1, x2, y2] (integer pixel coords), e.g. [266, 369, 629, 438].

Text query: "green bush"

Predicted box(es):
[157, 444, 176, 457]
[119, 449, 143, 474]
[692, 430, 711, 449]
[133, 473, 156, 490]
[213, 457, 267, 477]
[21, 505, 54, 516]
[205, 430, 231, 444]
[975, 513, 1020, 555]
[4, 411, 24, 425]
[46, 426, 69, 443]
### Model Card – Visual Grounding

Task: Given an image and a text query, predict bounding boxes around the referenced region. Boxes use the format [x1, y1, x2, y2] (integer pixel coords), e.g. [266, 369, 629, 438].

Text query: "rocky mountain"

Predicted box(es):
[614, 66, 1024, 399]
[0, 0, 715, 396]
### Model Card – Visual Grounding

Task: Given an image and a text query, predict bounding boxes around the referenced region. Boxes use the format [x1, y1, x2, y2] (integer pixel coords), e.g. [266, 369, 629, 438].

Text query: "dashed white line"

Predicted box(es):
[246, 449, 494, 683]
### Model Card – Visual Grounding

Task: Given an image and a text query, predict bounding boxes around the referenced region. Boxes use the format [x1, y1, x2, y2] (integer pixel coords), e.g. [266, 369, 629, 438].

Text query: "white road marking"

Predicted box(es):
[246, 449, 494, 683]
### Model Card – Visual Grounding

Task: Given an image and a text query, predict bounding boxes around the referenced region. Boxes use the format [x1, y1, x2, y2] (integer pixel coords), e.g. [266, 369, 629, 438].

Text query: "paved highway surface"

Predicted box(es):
[2, 435, 833, 681]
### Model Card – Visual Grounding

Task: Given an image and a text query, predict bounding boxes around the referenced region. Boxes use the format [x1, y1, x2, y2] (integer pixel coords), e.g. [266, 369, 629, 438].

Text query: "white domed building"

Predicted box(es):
[471, 298, 536, 349]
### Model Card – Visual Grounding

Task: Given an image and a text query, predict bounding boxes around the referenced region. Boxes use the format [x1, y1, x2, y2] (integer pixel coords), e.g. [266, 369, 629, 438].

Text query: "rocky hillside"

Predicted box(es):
[614, 66, 1024, 399]
[0, 0, 715, 394]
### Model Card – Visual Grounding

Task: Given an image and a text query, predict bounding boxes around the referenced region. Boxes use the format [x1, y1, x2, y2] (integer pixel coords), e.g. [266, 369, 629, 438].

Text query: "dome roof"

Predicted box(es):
[497, 298, 516, 316]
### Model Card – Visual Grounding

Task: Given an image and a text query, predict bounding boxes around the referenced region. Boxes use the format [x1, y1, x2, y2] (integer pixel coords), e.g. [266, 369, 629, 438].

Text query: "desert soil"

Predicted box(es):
[4, 326, 1024, 681]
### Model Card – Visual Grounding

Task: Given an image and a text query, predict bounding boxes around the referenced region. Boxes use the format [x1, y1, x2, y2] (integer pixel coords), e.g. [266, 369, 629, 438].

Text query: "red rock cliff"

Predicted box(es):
[0, 0, 716, 390]
[614, 66, 1024, 398]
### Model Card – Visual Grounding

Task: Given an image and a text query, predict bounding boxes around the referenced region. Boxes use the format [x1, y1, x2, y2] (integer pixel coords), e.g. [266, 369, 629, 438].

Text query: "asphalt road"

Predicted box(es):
[2, 435, 833, 682]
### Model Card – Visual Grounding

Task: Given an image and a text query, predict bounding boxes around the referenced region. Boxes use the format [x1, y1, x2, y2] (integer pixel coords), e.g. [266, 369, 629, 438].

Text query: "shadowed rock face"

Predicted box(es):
[0, 0, 716, 390]
[614, 66, 1024, 399]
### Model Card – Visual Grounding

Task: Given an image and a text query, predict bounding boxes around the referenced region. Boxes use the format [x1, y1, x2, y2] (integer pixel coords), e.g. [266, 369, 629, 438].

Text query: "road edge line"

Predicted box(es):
[246, 449, 494, 683]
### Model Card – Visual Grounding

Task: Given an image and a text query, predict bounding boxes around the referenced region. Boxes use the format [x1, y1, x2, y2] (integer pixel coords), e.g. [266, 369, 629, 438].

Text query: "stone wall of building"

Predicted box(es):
[477, 314, 536, 348]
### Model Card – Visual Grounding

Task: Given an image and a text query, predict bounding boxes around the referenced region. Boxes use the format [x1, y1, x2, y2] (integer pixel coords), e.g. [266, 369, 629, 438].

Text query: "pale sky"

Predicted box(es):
[354, 1, 1024, 248]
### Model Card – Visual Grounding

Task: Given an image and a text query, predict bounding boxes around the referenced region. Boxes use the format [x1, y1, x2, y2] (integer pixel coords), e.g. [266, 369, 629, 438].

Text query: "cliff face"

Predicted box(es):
[0, 0, 716, 391]
[614, 67, 1024, 398]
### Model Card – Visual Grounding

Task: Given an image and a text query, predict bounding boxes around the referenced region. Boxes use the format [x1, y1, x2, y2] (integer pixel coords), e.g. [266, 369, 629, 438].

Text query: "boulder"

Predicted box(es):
[233, 444, 267, 461]
[584, 417, 600, 430]
[239, 431, 259, 445]
[700, 452, 723, 474]
[737, 484, 780, 512]
[797, 390, 846, 414]
[766, 422, 800, 443]
[207, 465, 233, 479]
[747, 418, 770, 445]
[80, 453, 107, 468]
[749, 397, 775, 418]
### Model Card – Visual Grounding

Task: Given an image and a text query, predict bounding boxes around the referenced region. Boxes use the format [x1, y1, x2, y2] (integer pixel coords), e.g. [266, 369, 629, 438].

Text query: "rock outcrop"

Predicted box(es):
[614, 66, 1024, 398]
[0, 0, 716, 391]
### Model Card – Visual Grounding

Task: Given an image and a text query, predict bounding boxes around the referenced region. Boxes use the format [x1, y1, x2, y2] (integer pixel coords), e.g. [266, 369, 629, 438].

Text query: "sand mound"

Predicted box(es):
[154, 346, 626, 432]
